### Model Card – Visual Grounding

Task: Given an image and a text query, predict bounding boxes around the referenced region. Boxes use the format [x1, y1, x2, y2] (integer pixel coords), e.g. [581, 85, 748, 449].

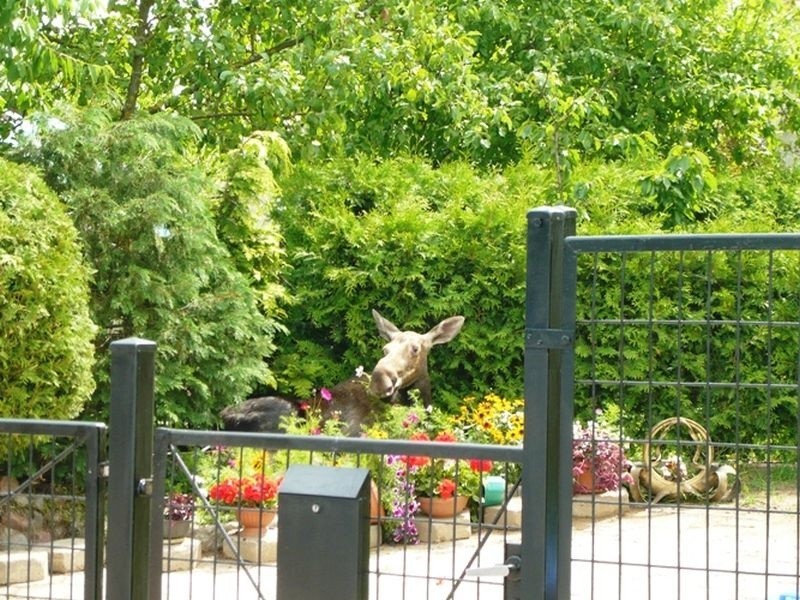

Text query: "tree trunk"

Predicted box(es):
[121, 0, 155, 120]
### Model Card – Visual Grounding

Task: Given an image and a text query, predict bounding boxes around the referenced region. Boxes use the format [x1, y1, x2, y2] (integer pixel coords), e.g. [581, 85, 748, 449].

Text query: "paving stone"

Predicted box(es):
[483, 496, 522, 530]
[369, 524, 381, 549]
[414, 510, 472, 544]
[221, 527, 277, 564]
[162, 537, 202, 572]
[572, 487, 630, 519]
[0, 550, 48, 585]
[31, 538, 85, 573]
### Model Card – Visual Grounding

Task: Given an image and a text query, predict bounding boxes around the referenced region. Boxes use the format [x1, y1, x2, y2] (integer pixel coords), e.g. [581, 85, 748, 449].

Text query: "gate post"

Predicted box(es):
[107, 338, 157, 600]
[522, 206, 576, 599]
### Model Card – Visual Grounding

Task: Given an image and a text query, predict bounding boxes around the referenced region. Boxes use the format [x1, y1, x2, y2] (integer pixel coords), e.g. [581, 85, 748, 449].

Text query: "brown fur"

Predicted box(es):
[220, 310, 464, 436]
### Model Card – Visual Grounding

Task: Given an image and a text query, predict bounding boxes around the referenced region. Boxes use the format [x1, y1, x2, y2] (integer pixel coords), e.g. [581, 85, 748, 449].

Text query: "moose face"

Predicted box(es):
[367, 309, 464, 405]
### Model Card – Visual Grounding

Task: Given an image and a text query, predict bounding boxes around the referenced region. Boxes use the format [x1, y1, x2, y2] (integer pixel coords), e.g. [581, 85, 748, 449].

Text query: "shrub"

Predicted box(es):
[0, 158, 96, 425]
[272, 155, 543, 408]
[11, 107, 284, 427]
[274, 153, 800, 448]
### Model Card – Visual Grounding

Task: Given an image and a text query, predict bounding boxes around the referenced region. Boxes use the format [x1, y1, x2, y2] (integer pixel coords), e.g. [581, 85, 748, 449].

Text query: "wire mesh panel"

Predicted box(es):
[564, 234, 800, 600]
[151, 429, 523, 600]
[0, 420, 106, 600]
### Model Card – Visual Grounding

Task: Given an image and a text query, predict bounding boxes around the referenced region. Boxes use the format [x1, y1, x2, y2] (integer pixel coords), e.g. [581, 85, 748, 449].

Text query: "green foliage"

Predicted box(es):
[0, 157, 96, 426]
[271, 155, 540, 408]
[640, 144, 718, 228]
[5, 0, 797, 178]
[572, 218, 800, 449]
[10, 106, 284, 428]
[214, 131, 291, 317]
[0, 0, 112, 135]
[274, 153, 800, 447]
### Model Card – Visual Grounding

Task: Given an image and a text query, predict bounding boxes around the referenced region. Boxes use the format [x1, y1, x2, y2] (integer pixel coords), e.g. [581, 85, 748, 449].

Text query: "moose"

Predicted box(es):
[220, 309, 465, 436]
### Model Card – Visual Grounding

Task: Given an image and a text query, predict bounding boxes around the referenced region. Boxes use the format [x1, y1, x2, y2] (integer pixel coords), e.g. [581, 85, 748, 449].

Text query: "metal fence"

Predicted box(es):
[149, 429, 524, 600]
[559, 213, 800, 600]
[0, 420, 106, 600]
[1, 206, 799, 600]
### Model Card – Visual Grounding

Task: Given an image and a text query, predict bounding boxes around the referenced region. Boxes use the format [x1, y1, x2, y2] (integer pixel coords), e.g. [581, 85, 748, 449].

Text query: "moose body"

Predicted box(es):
[220, 309, 464, 436]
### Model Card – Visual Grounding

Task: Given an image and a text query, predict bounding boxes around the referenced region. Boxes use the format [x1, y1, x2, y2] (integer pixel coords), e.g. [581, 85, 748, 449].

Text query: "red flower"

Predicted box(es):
[402, 431, 432, 467]
[433, 432, 457, 443]
[437, 479, 457, 499]
[469, 458, 493, 473]
[208, 479, 239, 505]
[208, 474, 279, 508]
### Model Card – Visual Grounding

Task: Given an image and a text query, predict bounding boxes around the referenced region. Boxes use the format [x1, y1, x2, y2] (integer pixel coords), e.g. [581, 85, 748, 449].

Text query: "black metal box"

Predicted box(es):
[277, 464, 371, 600]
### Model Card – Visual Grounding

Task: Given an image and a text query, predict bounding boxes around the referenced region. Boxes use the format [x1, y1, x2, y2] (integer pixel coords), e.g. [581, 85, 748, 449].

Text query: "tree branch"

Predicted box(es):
[233, 36, 304, 70]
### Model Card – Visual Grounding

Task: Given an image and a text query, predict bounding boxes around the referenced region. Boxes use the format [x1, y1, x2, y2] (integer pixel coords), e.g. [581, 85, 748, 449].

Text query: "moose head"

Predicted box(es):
[367, 309, 465, 406]
[220, 309, 465, 435]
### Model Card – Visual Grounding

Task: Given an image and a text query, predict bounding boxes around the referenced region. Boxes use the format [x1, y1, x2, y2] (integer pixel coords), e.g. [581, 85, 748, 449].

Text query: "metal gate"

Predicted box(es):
[0, 419, 106, 600]
[547, 206, 800, 599]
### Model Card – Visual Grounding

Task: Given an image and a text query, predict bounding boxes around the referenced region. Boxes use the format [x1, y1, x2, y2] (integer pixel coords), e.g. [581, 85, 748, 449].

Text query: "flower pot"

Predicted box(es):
[370, 481, 384, 524]
[237, 507, 276, 537]
[482, 476, 506, 507]
[163, 518, 191, 539]
[574, 470, 605, 494]
[417, 495, 469, 518]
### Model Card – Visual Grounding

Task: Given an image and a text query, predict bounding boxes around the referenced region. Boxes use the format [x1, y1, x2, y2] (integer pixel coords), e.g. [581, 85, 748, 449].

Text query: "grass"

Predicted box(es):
[736, 463, 799, 509]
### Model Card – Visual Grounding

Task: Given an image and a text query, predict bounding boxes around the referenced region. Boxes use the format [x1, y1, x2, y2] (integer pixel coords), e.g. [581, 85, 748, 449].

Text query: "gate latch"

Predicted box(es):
[136, 478, 153, 497]
[465, 542, 522, 600]
[465, 554, 521, 578]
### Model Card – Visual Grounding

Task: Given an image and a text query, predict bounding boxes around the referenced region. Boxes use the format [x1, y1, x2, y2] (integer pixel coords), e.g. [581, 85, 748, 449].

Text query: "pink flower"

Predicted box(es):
[320, 387, 333, 405]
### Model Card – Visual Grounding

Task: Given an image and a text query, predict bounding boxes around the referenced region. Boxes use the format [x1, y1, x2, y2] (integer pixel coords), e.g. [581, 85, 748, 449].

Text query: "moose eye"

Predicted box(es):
[410, 344, 420, 355]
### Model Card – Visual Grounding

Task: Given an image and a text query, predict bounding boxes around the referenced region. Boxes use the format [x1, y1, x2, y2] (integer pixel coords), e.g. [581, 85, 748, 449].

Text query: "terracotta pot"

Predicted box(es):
[237, 507, 276, 536]
[574, 470, 603, 494]
[370, 481, 384, 524]
[417, 495, 469, 518]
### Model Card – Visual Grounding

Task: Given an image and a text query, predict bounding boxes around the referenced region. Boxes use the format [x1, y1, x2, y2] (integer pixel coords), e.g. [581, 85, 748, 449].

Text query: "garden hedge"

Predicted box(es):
[0, 157, 96, 425]
[272, 155, 800, 447]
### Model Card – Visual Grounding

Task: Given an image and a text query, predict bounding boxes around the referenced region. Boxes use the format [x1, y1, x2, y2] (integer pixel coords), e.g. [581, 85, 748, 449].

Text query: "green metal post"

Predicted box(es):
[107, 338, 157, 600]
[521, 206, 576, 599]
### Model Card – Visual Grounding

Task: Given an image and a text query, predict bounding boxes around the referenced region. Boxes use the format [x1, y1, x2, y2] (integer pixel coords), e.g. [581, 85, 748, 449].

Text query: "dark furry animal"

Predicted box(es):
[219, 396, 297, 433]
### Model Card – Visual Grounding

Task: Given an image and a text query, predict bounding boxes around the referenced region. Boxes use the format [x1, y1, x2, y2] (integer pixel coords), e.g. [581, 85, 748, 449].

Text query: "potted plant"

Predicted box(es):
[572, 421, 633, 495]
[363, 400, 493, 541]
[208, 473, 281, 536]
[163, 492, 195, 539]
[402, 431, 484, 514]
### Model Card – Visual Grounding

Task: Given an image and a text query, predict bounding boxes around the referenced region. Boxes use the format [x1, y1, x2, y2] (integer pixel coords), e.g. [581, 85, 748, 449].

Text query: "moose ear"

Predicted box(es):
[427, 316, 465, 346]
[372, 309, 401, 341]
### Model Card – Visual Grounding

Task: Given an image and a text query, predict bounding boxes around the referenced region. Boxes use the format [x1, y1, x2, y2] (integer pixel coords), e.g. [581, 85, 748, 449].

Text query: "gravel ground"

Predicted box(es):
[6, 497, 799, 599]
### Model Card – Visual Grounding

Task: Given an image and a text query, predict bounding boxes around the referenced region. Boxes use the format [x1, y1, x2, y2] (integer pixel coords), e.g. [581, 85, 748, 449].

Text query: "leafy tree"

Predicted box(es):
[214, 131, 291, 317]
[0, 157, 96, 423]
[5, 0, 796, 177]
[0, 1, 112, 138]
[10, 106, 284, 427]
